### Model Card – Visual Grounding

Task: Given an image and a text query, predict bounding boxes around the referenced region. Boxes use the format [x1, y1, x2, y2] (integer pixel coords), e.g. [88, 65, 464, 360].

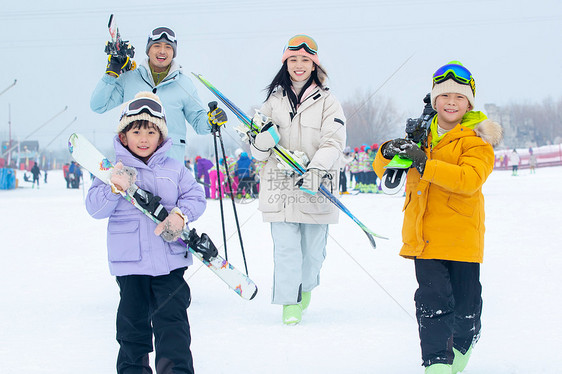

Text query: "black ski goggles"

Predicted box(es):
[149, 27, 176, 43]
[120, 98, 166, 120]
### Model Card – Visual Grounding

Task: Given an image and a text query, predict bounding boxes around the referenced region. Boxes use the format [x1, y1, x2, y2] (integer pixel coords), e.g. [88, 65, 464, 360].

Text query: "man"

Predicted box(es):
[91, 26, 226, 162]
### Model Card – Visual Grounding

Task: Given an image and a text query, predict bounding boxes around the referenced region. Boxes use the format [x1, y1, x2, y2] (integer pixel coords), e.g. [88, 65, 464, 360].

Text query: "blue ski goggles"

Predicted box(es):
[432, 62, 475, 95]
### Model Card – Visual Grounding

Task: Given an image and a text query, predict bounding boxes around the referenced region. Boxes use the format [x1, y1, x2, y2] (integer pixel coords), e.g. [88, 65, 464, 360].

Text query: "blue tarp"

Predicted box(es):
[0, 168, 16, 190]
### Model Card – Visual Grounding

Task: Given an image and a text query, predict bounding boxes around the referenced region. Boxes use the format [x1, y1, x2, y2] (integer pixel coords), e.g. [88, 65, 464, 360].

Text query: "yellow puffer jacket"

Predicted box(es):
[373, 113, 502, 263]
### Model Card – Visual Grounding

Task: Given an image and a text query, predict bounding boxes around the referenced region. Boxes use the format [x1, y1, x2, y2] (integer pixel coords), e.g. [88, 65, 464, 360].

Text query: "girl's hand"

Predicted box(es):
[154, 207, 187, 242]
[109, 162, 137, 193]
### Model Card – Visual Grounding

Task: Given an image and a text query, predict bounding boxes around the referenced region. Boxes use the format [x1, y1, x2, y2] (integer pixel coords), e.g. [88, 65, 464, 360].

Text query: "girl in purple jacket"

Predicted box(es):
[86, 92, 206, 374]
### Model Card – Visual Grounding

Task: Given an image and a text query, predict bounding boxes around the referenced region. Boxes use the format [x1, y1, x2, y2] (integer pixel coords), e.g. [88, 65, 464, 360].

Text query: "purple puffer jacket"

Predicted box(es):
[86, 136, 206, 276]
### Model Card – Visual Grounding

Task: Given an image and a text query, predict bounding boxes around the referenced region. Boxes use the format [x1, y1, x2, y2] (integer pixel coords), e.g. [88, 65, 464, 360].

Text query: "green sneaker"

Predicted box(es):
[300, 291, 311, 311]
[425, 363, 452, 374]
[452, 346, 473, 373]
[282, 305, 302, 325]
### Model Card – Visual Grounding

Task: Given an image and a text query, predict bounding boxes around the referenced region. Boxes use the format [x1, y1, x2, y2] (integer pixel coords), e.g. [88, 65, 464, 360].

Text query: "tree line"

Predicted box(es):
[343, 93, 562, 149]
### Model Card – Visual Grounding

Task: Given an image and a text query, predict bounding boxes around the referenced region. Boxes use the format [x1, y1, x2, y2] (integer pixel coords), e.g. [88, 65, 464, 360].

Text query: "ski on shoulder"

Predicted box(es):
[192, 73, 387, 249]
[68, 133, 258, 300]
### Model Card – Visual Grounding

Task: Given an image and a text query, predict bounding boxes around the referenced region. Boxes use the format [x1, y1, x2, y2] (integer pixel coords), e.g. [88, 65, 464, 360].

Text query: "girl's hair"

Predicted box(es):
[120, 120, 162, 138]
[264, 61, 328, 102]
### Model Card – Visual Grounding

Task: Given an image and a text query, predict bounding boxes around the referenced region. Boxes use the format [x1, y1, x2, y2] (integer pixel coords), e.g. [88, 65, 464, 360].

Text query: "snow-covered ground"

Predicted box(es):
[1, 166, 560, 373]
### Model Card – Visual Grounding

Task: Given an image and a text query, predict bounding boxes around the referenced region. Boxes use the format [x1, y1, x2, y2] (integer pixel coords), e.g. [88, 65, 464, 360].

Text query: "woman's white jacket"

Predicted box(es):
[251, 87, 346, 224]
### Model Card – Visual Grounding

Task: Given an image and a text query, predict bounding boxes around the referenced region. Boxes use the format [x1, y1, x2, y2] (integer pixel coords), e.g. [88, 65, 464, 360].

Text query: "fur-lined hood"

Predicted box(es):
[474, 119, 503, 147]
[430, 111, 503, 148]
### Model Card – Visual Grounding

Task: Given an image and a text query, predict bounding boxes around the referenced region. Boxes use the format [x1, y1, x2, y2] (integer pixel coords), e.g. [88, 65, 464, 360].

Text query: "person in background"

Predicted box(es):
[63, 163, 70, 188]
[339, 147, 353, 194]
[86, 92, 206, 374]
[349, 147, 360, 190]
[250, 34, 346, 325]
[208, 158, 226, 200]
[528, 148, 537, 174]
[195, 156, 213, 198]
[30, 162, 41, 189]
[508, 149, 520, 176]
[69, 161, 82, 189]
[235, 151, 255, 198]
[185, 159, 193, 174]
[374, 61, 502, 374]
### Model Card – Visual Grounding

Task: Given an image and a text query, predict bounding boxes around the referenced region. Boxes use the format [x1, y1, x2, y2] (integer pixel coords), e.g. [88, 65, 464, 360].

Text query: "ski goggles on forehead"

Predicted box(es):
[287, 35, 318, 55]
[149, 27, 176, 43]
[121, 98, 166, 120]
[433, 63, 476, 94]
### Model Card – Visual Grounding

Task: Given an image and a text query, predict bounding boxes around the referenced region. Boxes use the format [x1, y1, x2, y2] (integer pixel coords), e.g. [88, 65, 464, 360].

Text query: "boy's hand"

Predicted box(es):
[381, 138, 410, 159]
[110, 162, 137, 193]
[398, 143, 427, 175]
[154, 207, 187, 242]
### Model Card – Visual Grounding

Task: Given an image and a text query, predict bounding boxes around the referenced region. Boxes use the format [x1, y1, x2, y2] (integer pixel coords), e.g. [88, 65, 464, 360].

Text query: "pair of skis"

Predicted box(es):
[191, 73, 387, 249]
[68, 133, 257, 300]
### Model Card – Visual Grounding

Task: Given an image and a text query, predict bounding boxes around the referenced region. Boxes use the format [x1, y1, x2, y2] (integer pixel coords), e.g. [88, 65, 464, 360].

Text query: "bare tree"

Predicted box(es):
[342, 89, 404, 148]
[499, 97, 562, 147]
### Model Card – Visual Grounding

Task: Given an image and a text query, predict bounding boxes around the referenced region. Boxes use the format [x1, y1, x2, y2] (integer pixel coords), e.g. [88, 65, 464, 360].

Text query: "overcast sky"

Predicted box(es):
[1, 0, 560, 154]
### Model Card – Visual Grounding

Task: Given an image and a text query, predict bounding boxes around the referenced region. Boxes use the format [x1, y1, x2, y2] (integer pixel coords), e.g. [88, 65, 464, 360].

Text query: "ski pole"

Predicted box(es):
[210, 103, 229, 261]
[209, 102, 249, 275]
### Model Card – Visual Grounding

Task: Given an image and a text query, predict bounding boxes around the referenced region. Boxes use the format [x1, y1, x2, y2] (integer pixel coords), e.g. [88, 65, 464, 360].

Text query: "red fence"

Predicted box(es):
[495, 144, 562, 169]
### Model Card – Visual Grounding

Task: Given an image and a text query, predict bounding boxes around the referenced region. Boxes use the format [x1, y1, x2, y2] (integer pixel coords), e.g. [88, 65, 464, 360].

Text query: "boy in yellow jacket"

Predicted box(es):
[374, 61, 502, 374]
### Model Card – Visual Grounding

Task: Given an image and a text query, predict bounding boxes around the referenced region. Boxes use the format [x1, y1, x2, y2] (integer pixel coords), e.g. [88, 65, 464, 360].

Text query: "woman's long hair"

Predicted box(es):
[264, 61, 327, 102]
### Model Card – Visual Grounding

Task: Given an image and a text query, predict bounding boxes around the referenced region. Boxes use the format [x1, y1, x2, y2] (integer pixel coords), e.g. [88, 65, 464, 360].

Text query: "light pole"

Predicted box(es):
[1, 80, 17, 166]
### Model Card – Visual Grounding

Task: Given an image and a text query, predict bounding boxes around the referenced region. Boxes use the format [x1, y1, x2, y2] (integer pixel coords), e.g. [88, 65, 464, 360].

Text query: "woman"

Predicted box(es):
[249, 34, 346, 324]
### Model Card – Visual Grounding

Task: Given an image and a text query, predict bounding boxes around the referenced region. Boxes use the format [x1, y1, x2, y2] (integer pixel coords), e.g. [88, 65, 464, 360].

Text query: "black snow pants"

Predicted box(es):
[115, 267, 193, 374]
[414, 259, 482, 367]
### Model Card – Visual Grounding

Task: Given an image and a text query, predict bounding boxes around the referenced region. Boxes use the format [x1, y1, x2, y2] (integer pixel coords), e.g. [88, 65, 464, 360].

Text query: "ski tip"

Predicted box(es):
[249, 286, 258, 300]
[366, 232, 377, 250]
[67, 133, 79, 154]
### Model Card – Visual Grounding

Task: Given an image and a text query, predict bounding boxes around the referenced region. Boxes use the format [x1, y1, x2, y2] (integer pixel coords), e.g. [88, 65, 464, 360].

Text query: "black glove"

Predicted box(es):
[106, 55, 134, 77]
[397, 142, 427, 175]
[208, 105, 228, 128]
[381, 138, 411, 159]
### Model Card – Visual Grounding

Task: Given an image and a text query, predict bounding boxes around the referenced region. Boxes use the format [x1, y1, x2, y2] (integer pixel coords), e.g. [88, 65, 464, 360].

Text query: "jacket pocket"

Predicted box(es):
[258, 187, 284, 213]
[258, 166, 285, 213]
[300, 110, 322, 130]
[168, 240, 187, 255]
[297, 190, 335, 215]
[107, 219, 141, 262]
[447, 196, 475, 217]
[402, 191, 412, 212]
